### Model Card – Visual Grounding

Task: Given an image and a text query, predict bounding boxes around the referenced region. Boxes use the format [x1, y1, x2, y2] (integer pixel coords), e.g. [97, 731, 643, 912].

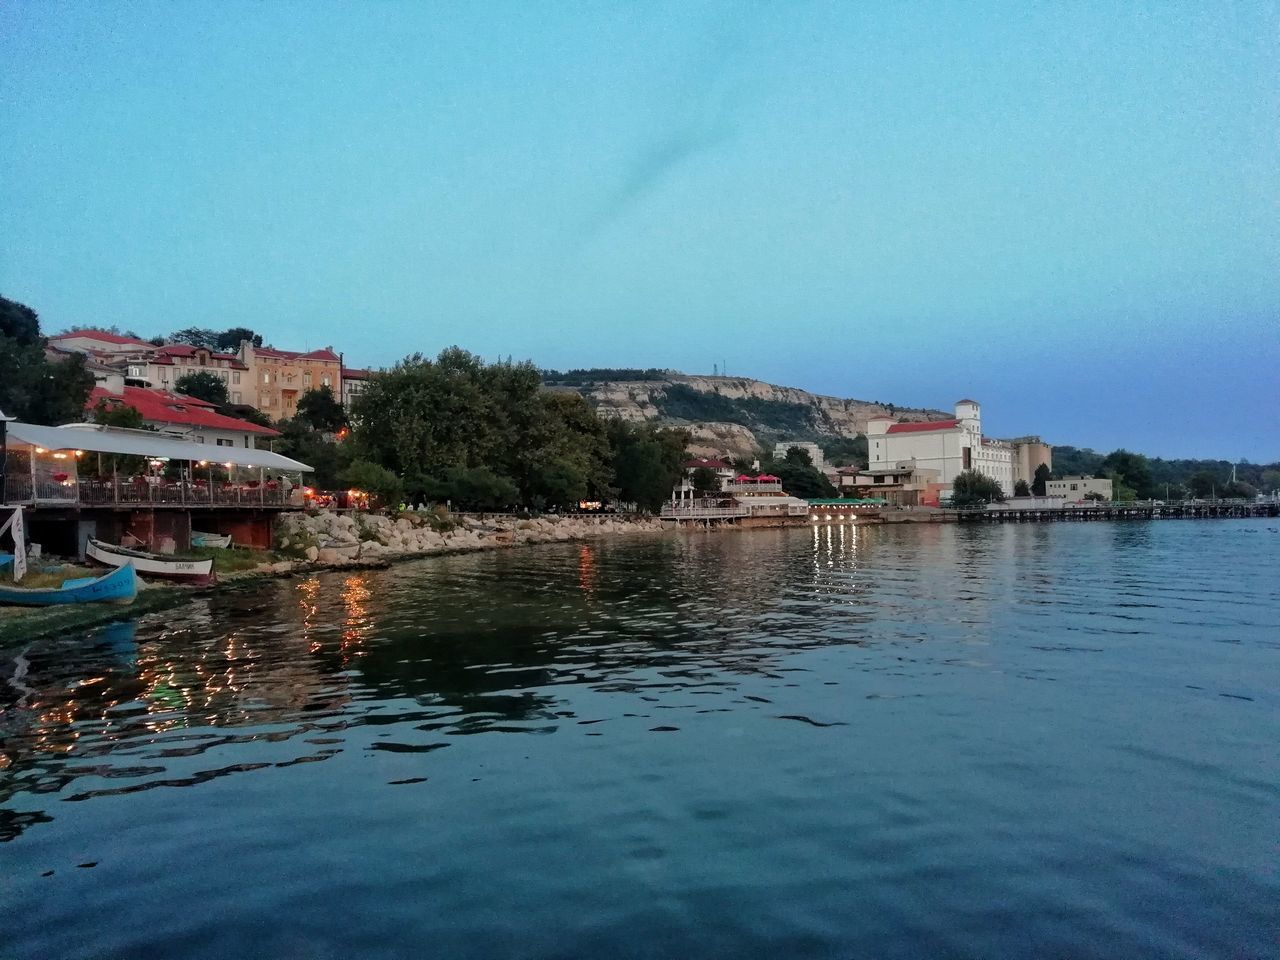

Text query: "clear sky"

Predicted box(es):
[2, 2, 1276, 459]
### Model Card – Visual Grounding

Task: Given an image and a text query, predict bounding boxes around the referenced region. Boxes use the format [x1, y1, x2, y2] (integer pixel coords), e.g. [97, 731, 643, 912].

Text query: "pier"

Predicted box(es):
[954, 500, 1278, 523]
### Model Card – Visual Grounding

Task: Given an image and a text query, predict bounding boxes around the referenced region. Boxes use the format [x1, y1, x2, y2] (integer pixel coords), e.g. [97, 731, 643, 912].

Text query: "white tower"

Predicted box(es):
[955, 399, 981, 436]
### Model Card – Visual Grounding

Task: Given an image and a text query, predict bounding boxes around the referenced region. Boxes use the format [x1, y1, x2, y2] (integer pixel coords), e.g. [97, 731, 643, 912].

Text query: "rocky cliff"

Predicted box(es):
[548, 373, 947, 458]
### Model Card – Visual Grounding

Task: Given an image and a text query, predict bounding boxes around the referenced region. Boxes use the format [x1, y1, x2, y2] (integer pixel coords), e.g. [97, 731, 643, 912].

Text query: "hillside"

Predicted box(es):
[542, 370, 947, 459]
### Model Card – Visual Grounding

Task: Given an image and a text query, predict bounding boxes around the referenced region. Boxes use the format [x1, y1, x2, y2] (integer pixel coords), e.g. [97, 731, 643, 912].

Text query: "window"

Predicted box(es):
[195, 435, 205, 444]
[322, 375, 331, 387]
[263, 372, 271, 384]
[231, 392, 241, 404]
[232, 371, 240, 384]
[216, 438, 233, 447]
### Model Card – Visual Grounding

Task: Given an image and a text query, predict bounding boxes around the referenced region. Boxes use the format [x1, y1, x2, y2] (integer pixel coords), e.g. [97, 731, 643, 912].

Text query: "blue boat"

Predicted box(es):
[0, 562, 138, 607]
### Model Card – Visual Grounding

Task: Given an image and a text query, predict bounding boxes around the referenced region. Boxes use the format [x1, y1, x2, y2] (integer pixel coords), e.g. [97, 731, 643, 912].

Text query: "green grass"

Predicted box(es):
[187, 545, 277, 572]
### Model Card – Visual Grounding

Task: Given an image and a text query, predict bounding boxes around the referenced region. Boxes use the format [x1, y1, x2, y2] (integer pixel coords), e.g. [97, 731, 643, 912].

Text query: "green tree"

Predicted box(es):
[215, 327, 263, 351]
[1031, 463, 1051, 496]
[950, 470, 1006, 507]
[690, 466, 720, 495]
[337, 459, 403, 509]
[1187, 471, 1220, 498]
[1013, 479, 1031, 497]
[0, 295, 95, 424]
[91, 401, 145, 429]
[175, 371, 229, 405]
[275, 417, 353, 489]
[423, 466, 520, 510]
[295, 386, 347, 432]
[169, 327, 221, 349]
[1221, 480, 1257, 500]
[783, 446, 813, 467]
[1260, 469, 1280, 494]
[1100, 449, 1155, 499]
[821, 435, 868, 468]
[607, 420, 690, 513]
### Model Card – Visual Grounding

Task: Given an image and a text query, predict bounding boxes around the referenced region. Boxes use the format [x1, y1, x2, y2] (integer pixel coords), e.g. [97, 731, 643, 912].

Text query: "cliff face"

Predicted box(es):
[554, 374, 947, 458]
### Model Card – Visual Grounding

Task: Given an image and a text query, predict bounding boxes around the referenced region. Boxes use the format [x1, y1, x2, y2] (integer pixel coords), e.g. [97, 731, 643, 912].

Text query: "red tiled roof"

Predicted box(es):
[152, 344, 248, 369]
[342, 367, 372, 379]
[885, 419, 961, 435]
[87, 386, 280, 436]
[255, 345, 341, 362]
[50, 329, 154, 347]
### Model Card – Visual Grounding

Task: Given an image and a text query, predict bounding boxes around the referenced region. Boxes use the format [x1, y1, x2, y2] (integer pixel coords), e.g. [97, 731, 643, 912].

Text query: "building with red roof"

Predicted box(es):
[341, 367, 374, 409]
[48, 329, 156, 354]
[238, 342, 343, 420]
[87, 386, 279, 449]
[866, 400, 1049, 498]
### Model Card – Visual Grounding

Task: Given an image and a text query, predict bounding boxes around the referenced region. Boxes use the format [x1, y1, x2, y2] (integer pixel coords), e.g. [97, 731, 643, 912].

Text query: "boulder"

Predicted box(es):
[304, 545, 319, 562]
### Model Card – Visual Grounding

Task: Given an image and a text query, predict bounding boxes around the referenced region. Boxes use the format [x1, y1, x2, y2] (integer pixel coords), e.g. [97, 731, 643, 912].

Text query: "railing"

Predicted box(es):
[722, 481, 783, 493]
[4, 476, 302, 508]
[661, 499, 749, 520]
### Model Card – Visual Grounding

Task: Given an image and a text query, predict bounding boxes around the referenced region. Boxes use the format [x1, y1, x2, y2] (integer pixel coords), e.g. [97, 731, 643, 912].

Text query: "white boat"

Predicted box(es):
[191, 531, 232, 549]
[87, 538, 216, 586]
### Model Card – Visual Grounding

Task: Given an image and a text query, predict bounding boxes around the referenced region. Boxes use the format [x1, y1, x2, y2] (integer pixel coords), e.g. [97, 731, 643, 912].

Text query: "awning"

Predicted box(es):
[5, 421, 313, 472]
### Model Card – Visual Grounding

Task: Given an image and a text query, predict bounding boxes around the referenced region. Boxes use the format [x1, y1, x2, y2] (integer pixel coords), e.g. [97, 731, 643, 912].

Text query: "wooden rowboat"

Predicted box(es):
[191, 531, 232, 549]
[87, 538, 216, 586]
[0, 562, 137, 607]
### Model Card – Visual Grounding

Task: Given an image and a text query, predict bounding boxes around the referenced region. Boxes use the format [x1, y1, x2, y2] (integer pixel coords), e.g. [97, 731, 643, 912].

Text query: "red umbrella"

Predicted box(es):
[758, 474, 780, 481]
[735, 474, 755, 482]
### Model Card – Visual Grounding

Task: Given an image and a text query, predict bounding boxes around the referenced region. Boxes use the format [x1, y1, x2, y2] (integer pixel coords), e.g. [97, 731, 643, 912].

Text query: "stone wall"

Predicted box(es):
[274, 511, 666, 566]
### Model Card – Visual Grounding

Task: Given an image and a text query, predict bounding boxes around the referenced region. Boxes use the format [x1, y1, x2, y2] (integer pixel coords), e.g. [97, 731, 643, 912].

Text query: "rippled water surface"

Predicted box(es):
[2, 521, 1278, 958]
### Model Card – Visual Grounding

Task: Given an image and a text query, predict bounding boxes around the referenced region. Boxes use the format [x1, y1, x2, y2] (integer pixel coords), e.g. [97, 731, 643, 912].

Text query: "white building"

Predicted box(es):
[865, 399, 1017, 496]
[1045, 476, 1113, 501]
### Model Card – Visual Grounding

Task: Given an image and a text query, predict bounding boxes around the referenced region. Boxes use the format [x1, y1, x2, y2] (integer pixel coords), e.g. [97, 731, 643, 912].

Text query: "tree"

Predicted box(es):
[0, 295, 95, 424]
[275, 417, 353, 489]
[1187, 471, 1220, 499]
[338, 460, 403, 509]
[175, 371, 229, 405]
[783, 446, 813, 467]
[1013, 479, 1031, 497]
[950, 470, 1006, 507]
[690, 466, 720, 495]
[1100, 449, 1154, 500]
[1031, 463, 1051, 496]
[772, 459, 835, 499]
[1221, 480, 1257, 500]
[607, 420, 689, 513]
[92, 401, 145, 429]
[215, 327, 262, 351]
[296, 386, 347, 433]
[422, 466, 519, 510]
[821, 435, 868, 468]
[169, 327, 221, 349]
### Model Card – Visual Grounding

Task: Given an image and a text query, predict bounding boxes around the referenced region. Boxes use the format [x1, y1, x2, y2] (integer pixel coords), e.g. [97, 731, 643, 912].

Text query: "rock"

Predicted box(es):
[270, 561, 293, 574]
[304, 545, 319, 562]
[317, 548, 341, 564]
[359, 540, 384, 558]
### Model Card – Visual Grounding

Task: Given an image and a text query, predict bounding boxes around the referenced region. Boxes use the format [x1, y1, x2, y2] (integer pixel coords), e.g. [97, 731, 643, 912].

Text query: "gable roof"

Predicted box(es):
[87, 386, 280, 436]
[342, 367, 372, 380]
[254, 345, 341, 362]
[152, 344, 248, 369]
[885, 419, 961, 435]
[50, 329, 154, 348]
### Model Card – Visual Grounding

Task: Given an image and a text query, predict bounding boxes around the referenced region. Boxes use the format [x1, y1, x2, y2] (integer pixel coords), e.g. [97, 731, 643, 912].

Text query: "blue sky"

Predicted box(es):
[2, 2, 1276, 459]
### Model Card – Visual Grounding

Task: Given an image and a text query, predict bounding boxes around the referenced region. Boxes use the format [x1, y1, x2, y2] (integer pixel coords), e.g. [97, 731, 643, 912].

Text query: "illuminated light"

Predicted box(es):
[52, 452, 68, 459]
[223, 462, 234, 469]
[35, 446, 47, 454]
[74, 450, 84, 457]
[197, 460, 208, 467]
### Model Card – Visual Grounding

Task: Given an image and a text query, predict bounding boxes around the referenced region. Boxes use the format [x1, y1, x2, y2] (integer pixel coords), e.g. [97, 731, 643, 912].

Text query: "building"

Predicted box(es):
[124, 345, 253, 405]
[773, 441, 824, 471]
[46, 329, 156, 357]
[847, 464, 945, 507]
[865, 399, 1048, 498]
[342, 367, 372, 409]
[86, 386, 280, 449]
[1045, 476, 1113, 502]
[239, 343, 342, 420]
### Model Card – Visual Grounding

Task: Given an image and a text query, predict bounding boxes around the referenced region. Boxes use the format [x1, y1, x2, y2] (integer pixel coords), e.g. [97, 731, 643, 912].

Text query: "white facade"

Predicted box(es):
[1045, 476, 1113, 501]
[866, 400, 1016, 496]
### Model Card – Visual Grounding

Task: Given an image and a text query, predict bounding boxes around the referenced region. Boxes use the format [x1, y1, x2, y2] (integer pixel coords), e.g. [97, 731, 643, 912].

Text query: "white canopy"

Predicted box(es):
[6, 421, 313, 473]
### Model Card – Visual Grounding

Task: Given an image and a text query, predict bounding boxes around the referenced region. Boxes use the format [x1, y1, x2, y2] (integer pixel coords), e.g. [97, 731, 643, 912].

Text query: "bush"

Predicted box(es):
[338, 460, 403, 510]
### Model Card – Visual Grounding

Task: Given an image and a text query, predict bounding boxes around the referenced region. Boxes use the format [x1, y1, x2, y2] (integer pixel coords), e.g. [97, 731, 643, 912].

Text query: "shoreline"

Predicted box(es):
[0, 512, 670, 647]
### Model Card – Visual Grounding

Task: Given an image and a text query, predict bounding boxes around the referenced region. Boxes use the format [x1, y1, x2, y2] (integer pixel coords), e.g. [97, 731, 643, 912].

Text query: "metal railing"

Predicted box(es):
[4, 476, 302, 508]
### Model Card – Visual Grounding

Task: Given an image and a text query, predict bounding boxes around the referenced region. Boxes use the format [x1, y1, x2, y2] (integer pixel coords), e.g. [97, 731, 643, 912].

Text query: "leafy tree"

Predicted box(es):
[1013, 479, 1031, 497]
[690, 466, 720, 495]
[225, 404, 274, 428]
[783, 446, 813, 467]
[422, 466, 519, 510]
[169, 327, 221, 349]
[275, 417, 353, 489]
[607, 420, 690, 513]
[338, 459, 403, 509]
[1221, 480, 1257, 500]
[1100, 449, 1155, 499]
[1186, 471, 1220, 498]
[950, 470, 1006, 507]
[175, 371, 229, 405]
[92, 401, 145, 429]
[1261, 470, 1280, 494]
[0, 295, 95, 424]
[1031, 463, 1051, 496]
[216, 327, 262, 351]
[295, 386, 347, 432]
[821, 435, 868, 468]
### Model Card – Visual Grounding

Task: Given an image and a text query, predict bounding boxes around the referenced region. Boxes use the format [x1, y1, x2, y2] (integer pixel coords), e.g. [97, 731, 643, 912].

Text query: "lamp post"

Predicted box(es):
[0, 407, 12, 506]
